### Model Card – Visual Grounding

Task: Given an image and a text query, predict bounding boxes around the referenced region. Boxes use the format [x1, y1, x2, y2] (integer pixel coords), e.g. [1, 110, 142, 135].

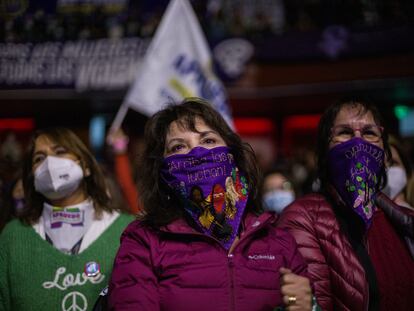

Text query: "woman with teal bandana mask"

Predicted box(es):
[278, 98, 414, 311]
[108, 98, 318, 311]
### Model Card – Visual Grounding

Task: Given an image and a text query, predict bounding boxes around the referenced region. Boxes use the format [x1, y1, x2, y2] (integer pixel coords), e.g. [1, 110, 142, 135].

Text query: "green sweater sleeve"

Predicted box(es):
[0, 233, 11, 311]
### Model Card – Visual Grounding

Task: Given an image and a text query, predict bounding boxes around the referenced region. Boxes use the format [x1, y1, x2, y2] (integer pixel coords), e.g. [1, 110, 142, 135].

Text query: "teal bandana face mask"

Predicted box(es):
[328, 137, 385, 227]
[161, 146, 249, 249]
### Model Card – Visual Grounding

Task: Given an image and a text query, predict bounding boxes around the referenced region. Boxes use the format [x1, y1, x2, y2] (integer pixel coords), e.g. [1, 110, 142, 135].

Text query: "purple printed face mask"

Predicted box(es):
[328, 137, 385, 227]
[161, 146, 249, 249]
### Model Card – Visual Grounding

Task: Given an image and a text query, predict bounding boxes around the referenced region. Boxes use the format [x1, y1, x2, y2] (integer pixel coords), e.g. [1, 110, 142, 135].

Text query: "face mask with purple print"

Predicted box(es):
[161, 146, 249, 249]
[328, 137, 384, 228]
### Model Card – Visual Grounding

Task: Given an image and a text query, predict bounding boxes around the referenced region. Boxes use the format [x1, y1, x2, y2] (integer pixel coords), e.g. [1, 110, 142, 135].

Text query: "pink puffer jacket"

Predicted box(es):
[108, 211, 308, 311]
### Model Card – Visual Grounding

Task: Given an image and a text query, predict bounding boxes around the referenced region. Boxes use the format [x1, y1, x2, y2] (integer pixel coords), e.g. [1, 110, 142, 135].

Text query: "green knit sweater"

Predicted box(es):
[0, 214, 133, 311]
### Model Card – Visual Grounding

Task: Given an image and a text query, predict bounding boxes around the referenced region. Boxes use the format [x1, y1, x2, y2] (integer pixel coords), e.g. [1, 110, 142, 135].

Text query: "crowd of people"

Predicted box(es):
[0, 96, 413, 311]
[2, 0, 412, 43]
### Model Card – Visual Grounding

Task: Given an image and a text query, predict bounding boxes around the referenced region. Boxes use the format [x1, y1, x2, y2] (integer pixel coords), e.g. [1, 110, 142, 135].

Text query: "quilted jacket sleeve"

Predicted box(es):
[279, 229, 308, 278]
[376, 192, 414, 238]
[277, 195, 333, 311]
[376, 192, 414, 258]
[108, 221, 159, 311]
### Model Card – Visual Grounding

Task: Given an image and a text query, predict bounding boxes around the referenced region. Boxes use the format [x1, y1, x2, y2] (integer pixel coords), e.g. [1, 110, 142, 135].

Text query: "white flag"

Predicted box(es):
[114, 0, 233, 129]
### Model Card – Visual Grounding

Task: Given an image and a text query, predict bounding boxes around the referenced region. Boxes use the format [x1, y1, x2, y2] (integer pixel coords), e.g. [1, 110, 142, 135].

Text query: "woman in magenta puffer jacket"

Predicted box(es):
[108, 98, 318, 311]
[278, 98, 414, 311]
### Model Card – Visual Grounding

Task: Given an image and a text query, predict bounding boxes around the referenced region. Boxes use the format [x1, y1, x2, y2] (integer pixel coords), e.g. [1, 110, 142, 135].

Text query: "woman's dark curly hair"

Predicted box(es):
[138, 98, 263, 229]
[316, 97, 391, 192]
[20, 127, 116, 224]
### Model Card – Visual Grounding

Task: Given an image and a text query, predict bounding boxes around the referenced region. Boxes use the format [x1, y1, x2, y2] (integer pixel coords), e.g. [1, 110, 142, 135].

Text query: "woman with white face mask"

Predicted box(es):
[383, 135, 414, 210]
[262, 168, 296, 214]
[0, 127, 133, 311]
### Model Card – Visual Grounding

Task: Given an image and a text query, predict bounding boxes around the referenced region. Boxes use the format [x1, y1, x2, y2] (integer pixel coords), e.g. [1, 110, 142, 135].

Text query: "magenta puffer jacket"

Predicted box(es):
[108, 211, 308, 311]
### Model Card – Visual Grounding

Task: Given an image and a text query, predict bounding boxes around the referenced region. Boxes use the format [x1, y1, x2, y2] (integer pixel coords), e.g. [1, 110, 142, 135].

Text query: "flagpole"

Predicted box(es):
[110, 103, 129, 132]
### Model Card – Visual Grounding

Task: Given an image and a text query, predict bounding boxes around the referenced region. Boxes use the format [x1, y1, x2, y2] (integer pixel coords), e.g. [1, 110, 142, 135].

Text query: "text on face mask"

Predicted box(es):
[167, 151, 234, 173]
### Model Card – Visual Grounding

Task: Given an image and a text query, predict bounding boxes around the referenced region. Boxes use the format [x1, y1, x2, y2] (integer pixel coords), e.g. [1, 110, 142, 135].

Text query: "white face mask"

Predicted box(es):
[383, 166, 407, 199]
[34, 156, 84, 200]
[263, 190, 295, 214]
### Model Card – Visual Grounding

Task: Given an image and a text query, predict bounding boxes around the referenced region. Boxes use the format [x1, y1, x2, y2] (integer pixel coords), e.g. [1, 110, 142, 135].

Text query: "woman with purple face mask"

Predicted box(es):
[108, 98, 318, 311]
[278, 98, 414, 311]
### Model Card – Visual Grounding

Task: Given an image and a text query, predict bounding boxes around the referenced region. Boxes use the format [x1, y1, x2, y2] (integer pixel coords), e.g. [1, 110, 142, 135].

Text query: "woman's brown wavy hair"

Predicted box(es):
[138, 98, 263, 229]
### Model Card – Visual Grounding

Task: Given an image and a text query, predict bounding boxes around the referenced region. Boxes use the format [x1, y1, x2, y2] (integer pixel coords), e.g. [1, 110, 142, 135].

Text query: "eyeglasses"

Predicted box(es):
[330, 124, 383, 143]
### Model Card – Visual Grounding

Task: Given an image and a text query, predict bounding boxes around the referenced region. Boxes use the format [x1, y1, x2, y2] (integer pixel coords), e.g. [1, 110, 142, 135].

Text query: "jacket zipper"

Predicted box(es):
[224, 219, 273, 311]
[160, 215, 274, 311]
[228, 253, 235, 311]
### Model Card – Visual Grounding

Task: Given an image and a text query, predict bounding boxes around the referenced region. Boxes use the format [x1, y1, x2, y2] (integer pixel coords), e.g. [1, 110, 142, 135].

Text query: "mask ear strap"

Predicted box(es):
[80, 159, 91, 177]
[84, 167, 91, 177]
[75, 158, 90, 177]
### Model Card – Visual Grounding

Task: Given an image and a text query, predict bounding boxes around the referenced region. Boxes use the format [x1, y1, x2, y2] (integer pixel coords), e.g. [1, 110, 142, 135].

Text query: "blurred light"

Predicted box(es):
[0, 118, 35, 131]
[394, 105, 409, 120]
[395, 86, 410, 100]
[89, 115, 106, 150]
[284, 114, 321, 130]
[234, 118, 275, 135]
[282, 114, 321, 156]
[400, 108, 414, 137]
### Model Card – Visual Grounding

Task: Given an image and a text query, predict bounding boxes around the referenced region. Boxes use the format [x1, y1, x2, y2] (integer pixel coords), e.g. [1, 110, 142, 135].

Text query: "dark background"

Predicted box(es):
[1, 0, 413, 162]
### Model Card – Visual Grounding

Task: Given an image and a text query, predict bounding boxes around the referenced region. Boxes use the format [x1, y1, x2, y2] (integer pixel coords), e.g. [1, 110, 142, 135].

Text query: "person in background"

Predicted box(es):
[0, 127, 133, 311]
[108, 98, 318, 311]
[278, 98, 414, 311]
[383, 134, 414, 209]
[0, 175, 24, 232]
[407, 175, 414, 209]
[0, 131, 24, 232]
[290, 147, 319, 195]
[262, 167, 296, 214]
[100, 163, 132, 214]
[106, 128, 140, 214]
